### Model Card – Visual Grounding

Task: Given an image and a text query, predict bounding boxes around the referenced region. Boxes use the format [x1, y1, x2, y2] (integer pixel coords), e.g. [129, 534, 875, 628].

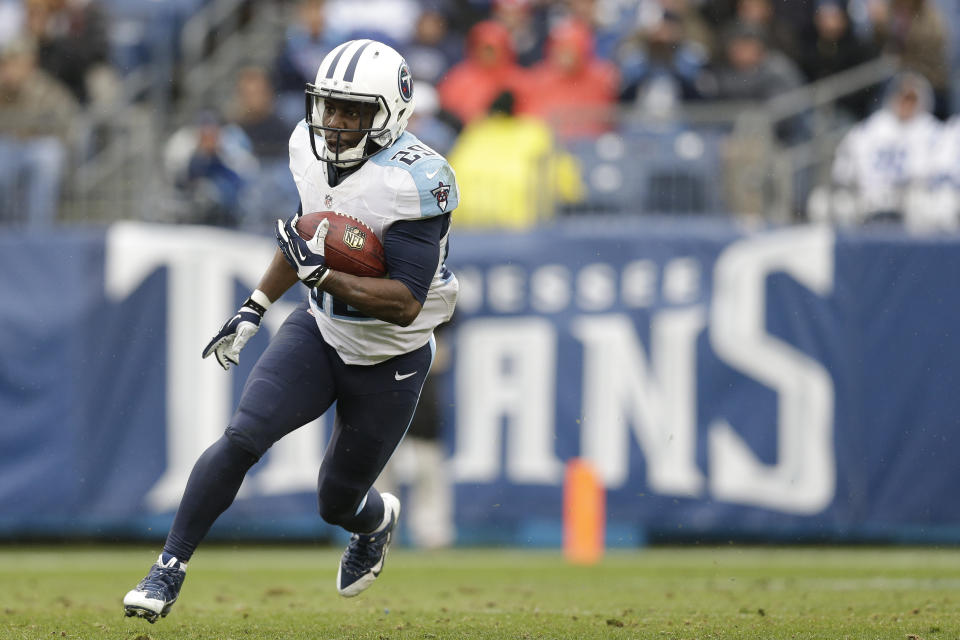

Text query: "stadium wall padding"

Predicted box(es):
[0, 220, 958, 545]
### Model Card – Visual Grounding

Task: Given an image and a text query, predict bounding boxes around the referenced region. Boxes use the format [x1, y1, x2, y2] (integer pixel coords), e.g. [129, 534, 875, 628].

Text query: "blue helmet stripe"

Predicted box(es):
[324, 42, 352, 80]
[342, 40, 373, 82]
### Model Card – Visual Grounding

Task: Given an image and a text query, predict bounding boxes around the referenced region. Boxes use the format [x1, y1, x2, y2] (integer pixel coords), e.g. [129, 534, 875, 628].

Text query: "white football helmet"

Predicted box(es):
[305, 39, 415, 166]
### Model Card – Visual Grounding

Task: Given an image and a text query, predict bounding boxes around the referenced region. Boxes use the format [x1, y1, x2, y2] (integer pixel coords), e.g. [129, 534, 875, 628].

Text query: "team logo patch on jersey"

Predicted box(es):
[398, 63, 413, 102]
[343, 225, 366, 250]
[430, 181, 451, 212]
[325, 194, 333, 209]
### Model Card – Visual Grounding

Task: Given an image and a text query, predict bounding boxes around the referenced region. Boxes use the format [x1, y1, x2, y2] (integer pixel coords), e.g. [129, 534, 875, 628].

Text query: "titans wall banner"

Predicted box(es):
[0, 222, 957, 543]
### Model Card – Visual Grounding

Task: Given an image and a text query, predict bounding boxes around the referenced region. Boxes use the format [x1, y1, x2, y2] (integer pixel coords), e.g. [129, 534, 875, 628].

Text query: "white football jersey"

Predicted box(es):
[289, 123, 460, 365]
[831, 109, 942, 216]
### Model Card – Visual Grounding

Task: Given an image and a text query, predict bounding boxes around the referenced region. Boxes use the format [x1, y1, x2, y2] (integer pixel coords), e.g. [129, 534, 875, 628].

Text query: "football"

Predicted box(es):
[296, 211, 387, 278]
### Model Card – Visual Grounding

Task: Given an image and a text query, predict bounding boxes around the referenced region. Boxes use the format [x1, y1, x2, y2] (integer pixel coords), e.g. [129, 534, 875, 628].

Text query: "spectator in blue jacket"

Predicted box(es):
[616, 8, 709, 107]
[163, 110, 259, 227]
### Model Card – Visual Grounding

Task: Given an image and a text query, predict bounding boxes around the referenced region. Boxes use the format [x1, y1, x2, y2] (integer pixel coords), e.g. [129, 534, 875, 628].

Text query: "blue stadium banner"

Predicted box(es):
[1, 221, 958, 544]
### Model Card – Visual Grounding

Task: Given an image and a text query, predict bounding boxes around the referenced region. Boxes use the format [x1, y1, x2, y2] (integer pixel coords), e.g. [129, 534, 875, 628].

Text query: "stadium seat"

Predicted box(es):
[562, 125, 728, 216]
[562, 134, 640, 215]
[623, 125, 727, 215]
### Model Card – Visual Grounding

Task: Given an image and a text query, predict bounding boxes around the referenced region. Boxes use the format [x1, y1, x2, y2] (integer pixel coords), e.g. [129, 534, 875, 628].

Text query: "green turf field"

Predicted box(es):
[2, 545, 959, 639]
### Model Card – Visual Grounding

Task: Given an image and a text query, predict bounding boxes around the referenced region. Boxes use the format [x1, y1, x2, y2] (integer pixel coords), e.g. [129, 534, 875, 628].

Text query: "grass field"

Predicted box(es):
[2, 545, 960, 639]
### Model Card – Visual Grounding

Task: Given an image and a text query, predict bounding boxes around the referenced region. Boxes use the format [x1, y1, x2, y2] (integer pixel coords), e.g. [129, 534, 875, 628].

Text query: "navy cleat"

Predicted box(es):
[337, 493, 400, 597]
[123, 554, 187, 623]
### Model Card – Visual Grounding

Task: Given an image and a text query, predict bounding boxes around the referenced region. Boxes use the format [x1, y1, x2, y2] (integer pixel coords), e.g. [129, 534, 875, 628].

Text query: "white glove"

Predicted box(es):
[201, 297, 266, 369]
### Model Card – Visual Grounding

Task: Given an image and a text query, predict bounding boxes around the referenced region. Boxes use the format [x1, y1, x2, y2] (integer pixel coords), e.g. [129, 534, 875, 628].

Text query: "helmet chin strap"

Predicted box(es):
[323, 132, 370, 167]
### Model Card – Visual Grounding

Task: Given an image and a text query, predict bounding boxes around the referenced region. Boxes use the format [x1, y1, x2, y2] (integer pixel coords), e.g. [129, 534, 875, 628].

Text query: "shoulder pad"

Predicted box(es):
[289, 120, 315, 178]
[372, 133, 459, 217]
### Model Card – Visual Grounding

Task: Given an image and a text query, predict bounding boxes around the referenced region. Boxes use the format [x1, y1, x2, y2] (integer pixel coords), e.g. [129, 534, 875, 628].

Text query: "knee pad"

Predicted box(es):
[223, 425, 267, 462]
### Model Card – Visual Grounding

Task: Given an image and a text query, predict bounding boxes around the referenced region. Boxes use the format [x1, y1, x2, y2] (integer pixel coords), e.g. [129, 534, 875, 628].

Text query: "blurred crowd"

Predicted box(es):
[1, 0, 959, 230]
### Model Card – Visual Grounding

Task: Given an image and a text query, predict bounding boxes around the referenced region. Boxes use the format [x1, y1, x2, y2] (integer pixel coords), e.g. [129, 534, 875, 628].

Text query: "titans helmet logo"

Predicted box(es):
[398, 63, 413, 103]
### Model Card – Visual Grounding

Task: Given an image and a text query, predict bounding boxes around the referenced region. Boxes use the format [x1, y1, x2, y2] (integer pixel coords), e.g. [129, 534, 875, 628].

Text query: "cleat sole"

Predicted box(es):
[124, 605, 160, 623]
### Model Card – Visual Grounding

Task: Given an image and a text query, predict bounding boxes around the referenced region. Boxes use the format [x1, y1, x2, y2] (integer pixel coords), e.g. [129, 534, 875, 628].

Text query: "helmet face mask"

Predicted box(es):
[305, 40, 414, 167]
[305, 87, 391, 165]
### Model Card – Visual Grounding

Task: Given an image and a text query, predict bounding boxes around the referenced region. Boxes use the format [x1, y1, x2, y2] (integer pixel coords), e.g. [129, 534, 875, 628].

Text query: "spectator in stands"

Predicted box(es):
[615, 8, 709, 108]
[663, 0, 717, 56]
[798, 0, 881, 120]
[273, 0, 336, 123]
[437, 20, 525, 125]
[0, 37, 76, 228]
[228, 67, 303, 231]
[826, 72, 942, 224]
[518, 19, 618, 138]
[866, 0, 950, 118]
[402, 3, 462, 85]
[440, 0, 489, 41]
[704, 0, 821, 56]
[491, 0, 548, 67]
[730, 0, 803, 62]
[24, 0, 114, 105]
[274, 0, 334, 93]
[229, 66, 290, 160]
[707, 21, 807, 213]
[555, 0, 637, 60]
[705, 22, 804, 105]
[163, 110, 259, 228]
[448, 90, 583, 228]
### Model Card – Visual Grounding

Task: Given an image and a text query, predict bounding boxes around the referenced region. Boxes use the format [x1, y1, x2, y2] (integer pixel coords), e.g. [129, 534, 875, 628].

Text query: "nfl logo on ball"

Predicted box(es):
[343, 225, 366, 250]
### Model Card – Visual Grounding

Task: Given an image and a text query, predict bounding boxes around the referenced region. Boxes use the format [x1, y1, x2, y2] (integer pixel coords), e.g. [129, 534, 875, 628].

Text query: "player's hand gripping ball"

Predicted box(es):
[296, 211, 387, 278]
[276, 212, 331, 287]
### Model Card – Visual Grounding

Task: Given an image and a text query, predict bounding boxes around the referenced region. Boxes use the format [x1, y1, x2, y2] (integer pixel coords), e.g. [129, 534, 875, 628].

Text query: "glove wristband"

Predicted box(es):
[316, 266, 332, 286]
[304, 265, 330, 288]
[243, 289, 272, 316]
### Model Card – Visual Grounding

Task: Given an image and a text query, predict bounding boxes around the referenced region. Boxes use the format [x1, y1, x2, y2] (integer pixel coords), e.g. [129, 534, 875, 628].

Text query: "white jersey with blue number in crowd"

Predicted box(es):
[288, 124, 460, 365]
[831, 108, 941, 216]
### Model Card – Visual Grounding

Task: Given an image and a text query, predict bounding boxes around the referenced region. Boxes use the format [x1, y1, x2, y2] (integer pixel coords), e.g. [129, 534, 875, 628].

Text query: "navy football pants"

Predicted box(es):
[164, 303, 433, 561]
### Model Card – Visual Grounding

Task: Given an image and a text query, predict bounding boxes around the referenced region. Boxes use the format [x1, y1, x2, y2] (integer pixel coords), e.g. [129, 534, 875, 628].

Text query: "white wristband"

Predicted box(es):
[250, 289, 272, 310]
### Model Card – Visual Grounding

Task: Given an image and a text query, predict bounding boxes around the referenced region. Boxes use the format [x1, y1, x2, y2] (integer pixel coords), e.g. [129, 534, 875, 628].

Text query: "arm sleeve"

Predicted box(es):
[383, 213, 450, 305]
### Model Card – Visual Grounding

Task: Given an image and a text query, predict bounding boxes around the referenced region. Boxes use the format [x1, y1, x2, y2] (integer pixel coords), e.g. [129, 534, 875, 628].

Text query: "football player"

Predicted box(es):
[123, 39, 459, 623]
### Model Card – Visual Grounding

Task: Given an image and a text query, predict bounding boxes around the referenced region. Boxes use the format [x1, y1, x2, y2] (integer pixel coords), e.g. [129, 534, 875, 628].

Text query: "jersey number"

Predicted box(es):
[315, 290, 373, 321]
[391, 144, 436, 166]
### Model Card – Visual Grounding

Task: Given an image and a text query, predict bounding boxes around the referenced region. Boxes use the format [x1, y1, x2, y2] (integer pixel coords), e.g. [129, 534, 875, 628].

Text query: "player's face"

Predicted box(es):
[322, 98, 378, 152]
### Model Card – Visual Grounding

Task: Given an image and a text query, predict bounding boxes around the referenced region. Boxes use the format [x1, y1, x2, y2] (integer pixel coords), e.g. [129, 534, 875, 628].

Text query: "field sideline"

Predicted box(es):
[2, 545, 959, 639]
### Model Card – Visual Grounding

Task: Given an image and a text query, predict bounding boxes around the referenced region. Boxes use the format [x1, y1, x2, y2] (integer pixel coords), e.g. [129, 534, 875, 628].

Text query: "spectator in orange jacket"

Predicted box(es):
[437, 20, 525, 126]
[517, 19, 619, 139]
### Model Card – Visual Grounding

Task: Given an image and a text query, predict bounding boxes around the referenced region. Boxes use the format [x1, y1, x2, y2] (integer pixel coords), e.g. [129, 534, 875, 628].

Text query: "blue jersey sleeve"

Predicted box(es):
[383, 213, 450, 305]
